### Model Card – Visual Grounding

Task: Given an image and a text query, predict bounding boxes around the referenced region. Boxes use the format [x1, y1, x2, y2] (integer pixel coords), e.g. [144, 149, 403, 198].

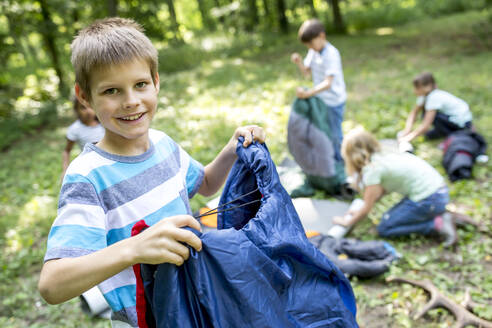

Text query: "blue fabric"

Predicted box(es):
[377, 187, 449, 237]
[137, 139, 358, 328]
[425, 111, 472, 140]
[442, 130, 487, 182]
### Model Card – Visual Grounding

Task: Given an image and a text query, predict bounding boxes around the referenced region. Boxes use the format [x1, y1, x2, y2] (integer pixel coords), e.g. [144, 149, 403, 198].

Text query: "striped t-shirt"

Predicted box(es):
[44, 129, 204, 327]
[303, 42, 346, 107]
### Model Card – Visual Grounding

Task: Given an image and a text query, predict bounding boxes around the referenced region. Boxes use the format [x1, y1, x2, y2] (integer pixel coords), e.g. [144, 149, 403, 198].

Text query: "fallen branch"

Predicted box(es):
[387, 277, 492, 328]
[462, 287, 490, 315]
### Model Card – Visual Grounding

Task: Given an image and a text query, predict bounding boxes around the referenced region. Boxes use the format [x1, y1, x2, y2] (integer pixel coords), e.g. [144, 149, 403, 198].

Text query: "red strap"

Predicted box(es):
[131, 220, 150, 328]
[456, 150, 472, 157]
[442, 137, 453, 153]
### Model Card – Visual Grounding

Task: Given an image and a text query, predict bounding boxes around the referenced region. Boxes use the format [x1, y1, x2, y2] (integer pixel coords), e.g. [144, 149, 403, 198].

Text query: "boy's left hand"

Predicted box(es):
[232, 125, 266, 148]
[296, 87, 312, 99]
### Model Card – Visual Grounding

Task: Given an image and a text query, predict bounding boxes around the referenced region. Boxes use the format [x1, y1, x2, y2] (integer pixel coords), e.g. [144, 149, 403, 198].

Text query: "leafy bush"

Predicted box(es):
[158, 31, 287, 74]
[345, 4, 421, 31]
[158, 44, 212, 73]
[472, 8, 492, 50]
[343, 0, 488, 31]
[0, 101, 58, 151]
[417, 0, 486, 17]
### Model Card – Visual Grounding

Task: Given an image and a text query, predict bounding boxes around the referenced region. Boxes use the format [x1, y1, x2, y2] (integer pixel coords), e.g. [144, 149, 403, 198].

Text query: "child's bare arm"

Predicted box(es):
[198, 125, 266, 197]
[38, 215, 202, 304]
[291, 53, 311, 78]
[401, 105, 423, 136]
[60, 139, 75, 182]
[333, 184, 384, 227]
[400, 110, 437, 143]
[296, 76, 334, 99]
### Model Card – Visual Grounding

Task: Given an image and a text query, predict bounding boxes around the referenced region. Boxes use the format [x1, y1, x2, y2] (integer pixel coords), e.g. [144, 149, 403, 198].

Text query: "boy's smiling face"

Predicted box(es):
[77, 58, 160, 154]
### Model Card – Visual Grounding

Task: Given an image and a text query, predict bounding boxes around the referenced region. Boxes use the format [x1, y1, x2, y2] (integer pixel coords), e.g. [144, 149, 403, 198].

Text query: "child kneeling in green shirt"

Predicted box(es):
[333, 128, 460, 247]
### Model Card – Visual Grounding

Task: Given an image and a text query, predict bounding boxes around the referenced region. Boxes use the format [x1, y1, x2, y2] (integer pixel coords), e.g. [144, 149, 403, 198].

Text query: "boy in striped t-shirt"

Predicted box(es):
[291, 19, 347, 160]
[38, 17, 265, 327]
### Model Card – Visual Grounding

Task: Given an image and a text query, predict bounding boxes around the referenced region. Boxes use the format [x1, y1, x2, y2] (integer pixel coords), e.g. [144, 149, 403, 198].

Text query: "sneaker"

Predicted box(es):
[383, 242, 402, 262]
[290, 181, 315, 198]
[436, 212, 457, 247]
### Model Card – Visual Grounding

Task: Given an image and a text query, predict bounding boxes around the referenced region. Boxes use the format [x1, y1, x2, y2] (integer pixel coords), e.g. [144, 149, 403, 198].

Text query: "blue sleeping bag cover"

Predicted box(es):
[132, 139, 358, 328]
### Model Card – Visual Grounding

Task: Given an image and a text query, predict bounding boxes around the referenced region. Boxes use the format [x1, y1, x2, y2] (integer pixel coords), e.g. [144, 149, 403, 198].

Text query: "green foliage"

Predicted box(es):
[342, 0, 488, 31]
[1, 0, 491, 150]
[0, 10, 491, 327]
[0, 101, 59, 151]
[157, 29, 294, 73]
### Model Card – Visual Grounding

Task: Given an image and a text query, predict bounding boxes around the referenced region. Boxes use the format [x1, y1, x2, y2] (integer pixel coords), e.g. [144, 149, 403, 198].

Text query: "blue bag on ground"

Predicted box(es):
[309, 234, 398, 278]
[132, 139, 358, 328]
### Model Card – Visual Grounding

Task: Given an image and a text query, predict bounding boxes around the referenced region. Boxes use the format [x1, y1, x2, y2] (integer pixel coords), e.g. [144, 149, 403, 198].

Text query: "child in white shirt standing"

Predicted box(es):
[291, 19, 347, 160]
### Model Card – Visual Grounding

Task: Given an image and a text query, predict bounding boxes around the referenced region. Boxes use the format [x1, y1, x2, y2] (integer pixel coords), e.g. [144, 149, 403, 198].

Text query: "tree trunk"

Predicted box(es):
[276, 0, 288, 33]
[4, 13, 29, 64]
[261, 0, 273, 26]
[328, 0, 345, 34]
[164, 0, 183, 42]
[67, 4, 80, 37]
[197, 0, 216, 30]
[107, 0, 118, 16]
[248, 0, 259, 26]
[307, 0, 317, 17]
[212, 0, 225, 23]
[38, 0, 69, 98]
[20, 38, 37, 67]
[262, 0, 270, 16]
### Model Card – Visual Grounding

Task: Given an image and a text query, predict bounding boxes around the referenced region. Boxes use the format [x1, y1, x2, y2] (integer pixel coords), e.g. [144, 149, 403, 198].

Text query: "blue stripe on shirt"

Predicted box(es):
[186, 158, 204, 196]
[63, 138, 176, 194]
[98, 149, 180, 212]
[47, 225, 106, 251]
[63, 174, 92, 185]
[103, 285, 137, 312]
[89, 142, 177, 193]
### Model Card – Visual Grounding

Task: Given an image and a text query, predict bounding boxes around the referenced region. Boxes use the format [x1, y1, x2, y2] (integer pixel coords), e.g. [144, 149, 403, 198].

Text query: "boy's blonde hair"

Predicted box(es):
[71, 17, 158, 98]
[341, 128, 381, 178]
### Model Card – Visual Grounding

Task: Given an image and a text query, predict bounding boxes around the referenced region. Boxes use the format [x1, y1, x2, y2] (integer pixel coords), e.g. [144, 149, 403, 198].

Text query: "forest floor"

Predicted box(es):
[0, 10, 491, 328]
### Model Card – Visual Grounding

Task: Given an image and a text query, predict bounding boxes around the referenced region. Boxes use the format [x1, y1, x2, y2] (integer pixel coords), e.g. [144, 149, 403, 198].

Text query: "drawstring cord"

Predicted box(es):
[194, 188, 261, 219]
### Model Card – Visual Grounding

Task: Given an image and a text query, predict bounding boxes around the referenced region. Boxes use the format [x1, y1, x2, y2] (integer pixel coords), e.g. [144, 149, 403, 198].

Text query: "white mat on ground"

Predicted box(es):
[206, 157, 351, 234]
[206, 195, 351, 234]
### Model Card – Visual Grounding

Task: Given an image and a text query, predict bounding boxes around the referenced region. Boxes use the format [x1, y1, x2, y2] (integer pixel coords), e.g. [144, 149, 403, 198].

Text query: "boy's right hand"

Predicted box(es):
[291, 52, 302, 65]
[131, 215, 202, 266]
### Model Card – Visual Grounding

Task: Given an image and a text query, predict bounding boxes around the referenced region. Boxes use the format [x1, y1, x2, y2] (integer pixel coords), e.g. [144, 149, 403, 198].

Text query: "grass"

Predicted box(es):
[1, 10, 491, 327]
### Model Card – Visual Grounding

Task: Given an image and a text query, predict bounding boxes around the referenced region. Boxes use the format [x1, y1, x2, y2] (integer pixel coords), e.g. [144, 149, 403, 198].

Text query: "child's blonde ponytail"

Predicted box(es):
[341, 128, 381, 190]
